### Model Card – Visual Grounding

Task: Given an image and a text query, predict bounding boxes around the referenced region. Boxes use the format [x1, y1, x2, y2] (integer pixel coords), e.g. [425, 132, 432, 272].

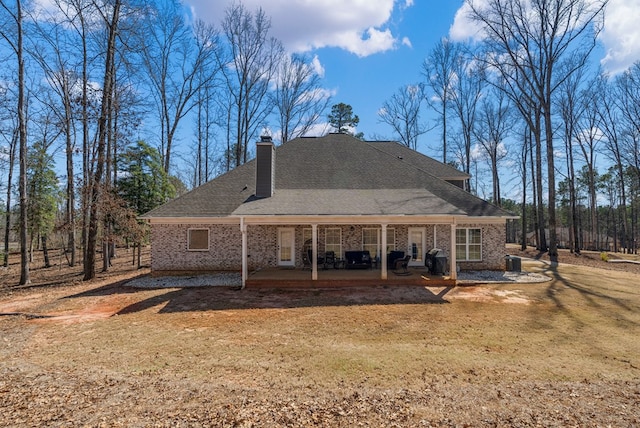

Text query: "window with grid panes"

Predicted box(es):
[456, 228, 482, 261]
[324, 228, 342, 256]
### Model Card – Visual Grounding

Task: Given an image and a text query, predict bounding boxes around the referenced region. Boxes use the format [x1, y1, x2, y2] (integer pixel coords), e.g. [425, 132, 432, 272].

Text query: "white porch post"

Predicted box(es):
[241, 218, 248, 288]
[312, 224, 318, 280]
[433, 225, 437, 248]
[450, 221, 457, 280]
[381, 224, 388, 280]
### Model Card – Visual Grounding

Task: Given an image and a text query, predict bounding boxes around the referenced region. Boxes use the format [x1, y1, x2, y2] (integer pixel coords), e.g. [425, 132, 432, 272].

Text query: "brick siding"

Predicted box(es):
[150, 221, 507, 273]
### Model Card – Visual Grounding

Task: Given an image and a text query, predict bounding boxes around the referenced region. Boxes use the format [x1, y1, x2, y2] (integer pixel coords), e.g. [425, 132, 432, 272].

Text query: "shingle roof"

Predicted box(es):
[142, 134, 512, 219]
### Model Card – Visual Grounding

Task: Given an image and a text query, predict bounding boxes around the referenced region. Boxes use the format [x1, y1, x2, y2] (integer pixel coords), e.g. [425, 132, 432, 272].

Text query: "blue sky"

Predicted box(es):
[185, 0, 640, 158]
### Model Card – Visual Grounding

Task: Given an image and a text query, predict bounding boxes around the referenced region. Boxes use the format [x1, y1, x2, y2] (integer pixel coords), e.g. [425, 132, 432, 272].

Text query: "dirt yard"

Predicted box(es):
[1, 246, 639, 426]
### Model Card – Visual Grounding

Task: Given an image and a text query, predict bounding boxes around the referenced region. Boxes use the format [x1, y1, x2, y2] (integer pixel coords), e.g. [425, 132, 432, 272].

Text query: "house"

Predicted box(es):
[141, 133, 516, 287]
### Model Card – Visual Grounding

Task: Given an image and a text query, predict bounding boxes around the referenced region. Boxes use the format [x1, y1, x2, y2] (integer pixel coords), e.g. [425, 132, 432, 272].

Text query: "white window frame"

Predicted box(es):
[386, 228, 396, 253]
[361, 228, 396, 259]
[302, 228, 312, 245]
[362, 228, 380, 258]
[456, 228, 482, 261]
[324, 228, 342, 257]
[187, 228, 209, 251]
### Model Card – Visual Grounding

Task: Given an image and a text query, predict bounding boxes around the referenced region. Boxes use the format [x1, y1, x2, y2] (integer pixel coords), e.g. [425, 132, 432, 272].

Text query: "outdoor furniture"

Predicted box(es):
[324, 251, 336, 269]
[387, 251, 405, 270]
[393, 255, 412, 275]
[425, 248, 447, 275]
[344, 250, 372, 269]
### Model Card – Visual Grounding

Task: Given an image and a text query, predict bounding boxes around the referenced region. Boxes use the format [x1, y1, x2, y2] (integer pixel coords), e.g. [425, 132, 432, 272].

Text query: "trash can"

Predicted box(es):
[426, 248, 448, 275]
[505, 255, 521, 272]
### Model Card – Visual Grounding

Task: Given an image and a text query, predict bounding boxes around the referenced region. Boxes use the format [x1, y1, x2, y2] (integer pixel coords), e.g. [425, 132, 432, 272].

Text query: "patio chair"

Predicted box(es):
[324, 251, 336, 269]
[393, 255, 412, 276]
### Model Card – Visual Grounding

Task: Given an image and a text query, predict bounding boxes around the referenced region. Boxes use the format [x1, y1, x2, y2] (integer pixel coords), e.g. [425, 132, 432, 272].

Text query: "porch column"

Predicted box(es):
[312, 224, 318, 280]
[381, 224, 388, 280]
[450, 221, 457, 280]
[433, 225, 437, 248]
[241, 218, 248, 288]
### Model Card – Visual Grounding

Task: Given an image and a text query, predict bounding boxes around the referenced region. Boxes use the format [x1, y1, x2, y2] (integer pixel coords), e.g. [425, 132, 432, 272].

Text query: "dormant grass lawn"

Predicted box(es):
[1, 257, 639, 426]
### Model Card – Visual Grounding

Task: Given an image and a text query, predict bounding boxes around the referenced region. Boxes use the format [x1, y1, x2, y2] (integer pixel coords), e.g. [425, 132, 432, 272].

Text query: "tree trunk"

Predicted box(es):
[3, 129, 17, 268]
[84, 0, 120, 281]
[42, 235, 51, 268]
[16, 0, 30, 285]
[534, 113, 547, 252]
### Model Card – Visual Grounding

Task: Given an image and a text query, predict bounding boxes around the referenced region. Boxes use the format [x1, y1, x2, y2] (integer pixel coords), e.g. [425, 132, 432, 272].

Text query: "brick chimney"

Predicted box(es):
[255, 135, 275, 198]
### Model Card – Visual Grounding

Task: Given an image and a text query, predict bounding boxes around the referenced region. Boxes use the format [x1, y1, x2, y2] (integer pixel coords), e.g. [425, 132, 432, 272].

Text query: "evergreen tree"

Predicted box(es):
[328, 103, 360, 135]
[26, 141, 60, 268]
[117, 140, 176, 215]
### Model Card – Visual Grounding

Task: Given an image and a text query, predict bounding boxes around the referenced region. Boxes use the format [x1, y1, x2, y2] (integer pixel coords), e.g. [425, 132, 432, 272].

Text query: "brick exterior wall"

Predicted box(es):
[150, 221, 507, 273]
[456, 223, 506, 271]
[150, 223, 242, 272]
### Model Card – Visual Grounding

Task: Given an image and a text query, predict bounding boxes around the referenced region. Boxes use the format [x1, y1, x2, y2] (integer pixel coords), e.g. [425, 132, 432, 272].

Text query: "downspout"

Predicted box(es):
[450, 218, 457, 281]
[241, 217, 247, 289]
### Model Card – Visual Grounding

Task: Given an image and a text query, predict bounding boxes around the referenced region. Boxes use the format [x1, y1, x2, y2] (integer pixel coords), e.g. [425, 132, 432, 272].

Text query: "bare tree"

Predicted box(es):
[574, 79, 603, 249]
[1, 115, 18, 268]
[272, 54, 329, 144]
[556, 70, 583, 254]
[84, 0, 120, 281]
[0, 0, 30, 284]
[139, 0, 221, 174]
[29, 6, 83, 266]
[378, 83, 428, 150]
[474, 83, 511, 206]
[192, 75, 213, 187]
[219, 3, 283, 166]
[422, 38, 461, 163]
[450, 46, 483, 180]
[467, 0, 607, 258]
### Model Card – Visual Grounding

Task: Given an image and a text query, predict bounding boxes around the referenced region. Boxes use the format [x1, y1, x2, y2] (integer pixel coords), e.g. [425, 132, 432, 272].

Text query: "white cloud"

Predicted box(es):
[311, 55, 325, 78]
[450, 0, 640, 74]
[599, 0, 640, 74]
[185, 0, 407, 57]
[449, 1, 486, 42]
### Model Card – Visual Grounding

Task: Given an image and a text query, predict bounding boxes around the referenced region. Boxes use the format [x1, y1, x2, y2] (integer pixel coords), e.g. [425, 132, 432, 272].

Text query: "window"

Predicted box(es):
[362, 228, 379, 258]
[325, 228, 342, 256]
[361, 228, 396, 258]
[303, 228, 312, 245]
[188, 228, 209, 251]
[386, 228, 396, 253]
[456, 228, 482, 261]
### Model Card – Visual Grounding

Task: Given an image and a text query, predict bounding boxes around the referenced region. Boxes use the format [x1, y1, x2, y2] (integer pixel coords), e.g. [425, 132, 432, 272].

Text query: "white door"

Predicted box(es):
[408, 228, 426, 267]
[278, 228, 295, 267]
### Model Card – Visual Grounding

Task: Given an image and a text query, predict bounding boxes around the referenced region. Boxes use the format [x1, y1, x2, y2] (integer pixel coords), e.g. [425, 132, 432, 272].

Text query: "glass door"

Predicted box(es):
[278, 228, 295, 267]
[408, 227, 426, 266]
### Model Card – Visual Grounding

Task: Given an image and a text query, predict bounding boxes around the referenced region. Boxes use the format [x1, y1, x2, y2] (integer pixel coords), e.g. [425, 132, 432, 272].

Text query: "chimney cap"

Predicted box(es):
[260, 127, 272, 142]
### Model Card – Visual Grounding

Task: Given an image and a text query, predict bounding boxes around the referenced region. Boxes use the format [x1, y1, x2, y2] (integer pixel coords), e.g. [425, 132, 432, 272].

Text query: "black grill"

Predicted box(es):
[425, 248, 447, 275]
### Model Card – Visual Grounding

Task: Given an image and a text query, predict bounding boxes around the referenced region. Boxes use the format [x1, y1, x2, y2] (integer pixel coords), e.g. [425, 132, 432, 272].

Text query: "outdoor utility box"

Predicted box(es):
[425, 248, 447, 275]
[505, 255, 521, 272]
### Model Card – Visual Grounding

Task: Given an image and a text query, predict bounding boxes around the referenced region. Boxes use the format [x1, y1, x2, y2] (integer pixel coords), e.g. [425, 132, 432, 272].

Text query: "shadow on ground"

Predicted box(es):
[111, 285, 453, 315]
